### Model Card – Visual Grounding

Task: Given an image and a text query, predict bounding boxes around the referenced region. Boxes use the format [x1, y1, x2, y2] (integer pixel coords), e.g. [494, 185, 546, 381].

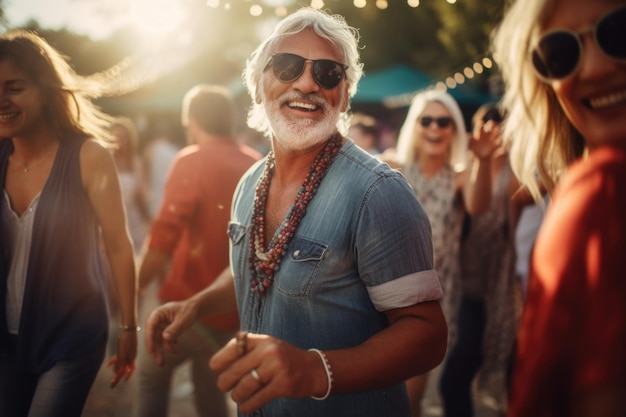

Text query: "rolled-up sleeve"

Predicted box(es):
[368, 270, 442, 311]
[356, 174, 438, 311]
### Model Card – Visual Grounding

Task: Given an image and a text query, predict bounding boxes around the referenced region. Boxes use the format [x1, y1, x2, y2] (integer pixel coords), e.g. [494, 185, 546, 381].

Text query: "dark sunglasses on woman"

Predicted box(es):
[419, 116, 453, 129]
[265, 53, 348, 90]
[531, 5, 626, 81]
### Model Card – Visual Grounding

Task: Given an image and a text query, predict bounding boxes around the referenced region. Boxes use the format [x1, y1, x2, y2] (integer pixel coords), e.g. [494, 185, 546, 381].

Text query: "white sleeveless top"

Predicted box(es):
[2, 190, 41, 334]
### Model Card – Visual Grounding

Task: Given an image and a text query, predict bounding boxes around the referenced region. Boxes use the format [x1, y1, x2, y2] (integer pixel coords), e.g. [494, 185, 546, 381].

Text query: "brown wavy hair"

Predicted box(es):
[0, 29, 114, 145]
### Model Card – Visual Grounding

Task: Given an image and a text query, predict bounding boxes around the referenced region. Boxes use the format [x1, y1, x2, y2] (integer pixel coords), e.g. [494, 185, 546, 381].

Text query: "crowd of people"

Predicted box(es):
[0, 0, 624, 416]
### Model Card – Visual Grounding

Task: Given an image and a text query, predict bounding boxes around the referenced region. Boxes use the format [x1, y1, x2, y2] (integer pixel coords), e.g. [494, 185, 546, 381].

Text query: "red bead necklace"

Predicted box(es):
[248, 133, 343, 296]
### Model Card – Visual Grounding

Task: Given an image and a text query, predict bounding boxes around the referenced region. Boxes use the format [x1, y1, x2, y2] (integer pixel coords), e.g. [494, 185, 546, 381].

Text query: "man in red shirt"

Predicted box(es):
[134, 85, 261, 417]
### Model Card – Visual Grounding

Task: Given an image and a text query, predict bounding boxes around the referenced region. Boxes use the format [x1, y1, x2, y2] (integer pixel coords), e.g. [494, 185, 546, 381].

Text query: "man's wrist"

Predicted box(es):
[308, 348, 333, 400]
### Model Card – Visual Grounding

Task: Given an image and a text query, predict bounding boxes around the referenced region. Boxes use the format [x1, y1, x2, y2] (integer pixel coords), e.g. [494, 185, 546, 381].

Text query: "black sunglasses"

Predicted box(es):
[531, 5, 626, 81]
[265, 53, 348, 90]
[419, 116, 453, 129]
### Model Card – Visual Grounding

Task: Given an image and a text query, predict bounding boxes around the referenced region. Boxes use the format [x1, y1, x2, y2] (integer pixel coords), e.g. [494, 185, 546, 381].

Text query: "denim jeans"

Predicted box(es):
[133, 322, 234, 417]
[0, 338, 105, 417]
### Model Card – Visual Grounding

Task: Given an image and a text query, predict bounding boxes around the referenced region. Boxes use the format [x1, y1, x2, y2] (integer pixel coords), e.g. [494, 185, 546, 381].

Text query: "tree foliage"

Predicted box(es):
[0, 0, 505, 113]
[323, 0, 504, 77]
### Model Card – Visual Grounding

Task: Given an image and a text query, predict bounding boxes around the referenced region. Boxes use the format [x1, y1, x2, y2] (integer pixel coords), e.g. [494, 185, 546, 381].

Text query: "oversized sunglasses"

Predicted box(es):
[419, 116, 453, 129]
[265, 53, 348, 90]
[531, 5, 626, 81]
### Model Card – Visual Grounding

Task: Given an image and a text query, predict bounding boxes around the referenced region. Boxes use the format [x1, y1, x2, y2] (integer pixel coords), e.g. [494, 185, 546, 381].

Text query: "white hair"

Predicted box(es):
[243, 7, 364, 137]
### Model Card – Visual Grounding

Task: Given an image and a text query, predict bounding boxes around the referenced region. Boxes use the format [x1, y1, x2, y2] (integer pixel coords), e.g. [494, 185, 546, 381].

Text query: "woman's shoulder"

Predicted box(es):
[559, 146, 626, 196]
[549, 147, 626, 231]
[79, 137, 111, 158]
[78, 137, 116, 185]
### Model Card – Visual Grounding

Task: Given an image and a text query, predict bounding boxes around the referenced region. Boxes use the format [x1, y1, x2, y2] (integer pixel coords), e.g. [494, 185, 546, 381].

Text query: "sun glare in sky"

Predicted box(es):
[4, 0, 185, 40]
[129, 0, 184, 38]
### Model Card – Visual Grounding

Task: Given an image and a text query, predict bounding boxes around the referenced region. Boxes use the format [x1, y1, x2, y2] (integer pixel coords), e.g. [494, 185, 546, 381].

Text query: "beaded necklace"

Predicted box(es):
[248, 133, 343, 296]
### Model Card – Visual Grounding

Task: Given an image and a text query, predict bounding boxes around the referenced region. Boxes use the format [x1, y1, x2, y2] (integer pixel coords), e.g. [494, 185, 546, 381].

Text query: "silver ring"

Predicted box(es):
[250, 368, 261, 383]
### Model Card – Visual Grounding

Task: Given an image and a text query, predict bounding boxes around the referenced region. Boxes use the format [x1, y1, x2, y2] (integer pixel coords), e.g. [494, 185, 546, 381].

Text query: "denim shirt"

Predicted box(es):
[228, 141, 442, 417]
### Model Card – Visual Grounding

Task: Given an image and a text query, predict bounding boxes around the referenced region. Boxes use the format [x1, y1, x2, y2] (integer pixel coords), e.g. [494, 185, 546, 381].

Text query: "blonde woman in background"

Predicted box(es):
[493, 0, 626, 416]
[383, 89, 499, 417]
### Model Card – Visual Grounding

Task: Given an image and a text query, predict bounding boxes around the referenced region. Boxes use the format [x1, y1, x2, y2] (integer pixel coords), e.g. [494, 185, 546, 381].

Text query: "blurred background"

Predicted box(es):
[0, 0, 505, 151]
[0, 2, 507, 415]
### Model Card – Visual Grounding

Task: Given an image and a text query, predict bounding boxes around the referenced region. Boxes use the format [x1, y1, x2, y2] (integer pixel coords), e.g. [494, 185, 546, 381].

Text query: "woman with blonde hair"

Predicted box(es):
[384, 89, 499, 417]
[493, 0, 626, 416]
[0, 29, 138, 416]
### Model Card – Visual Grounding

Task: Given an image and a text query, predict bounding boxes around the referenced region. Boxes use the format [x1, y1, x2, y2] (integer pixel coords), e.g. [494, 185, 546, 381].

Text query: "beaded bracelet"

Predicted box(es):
[308, 348, 333, 400]
[118, 325, 141, 335]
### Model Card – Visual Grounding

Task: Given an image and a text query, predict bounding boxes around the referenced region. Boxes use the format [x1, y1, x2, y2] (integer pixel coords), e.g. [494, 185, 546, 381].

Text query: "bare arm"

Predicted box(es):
[462, 119, 503, 215]
[81, 139, 138, 387]
[461, 157, 492, 215]
[328, 301, 446, 392]
[144, 265, 237, 366]
[137, 248, 170, 294]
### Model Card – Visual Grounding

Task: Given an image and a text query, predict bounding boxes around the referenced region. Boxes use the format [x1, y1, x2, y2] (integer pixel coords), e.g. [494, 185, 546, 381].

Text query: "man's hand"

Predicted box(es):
[209, 333, 328, 414]
[144, 300, 197, 366]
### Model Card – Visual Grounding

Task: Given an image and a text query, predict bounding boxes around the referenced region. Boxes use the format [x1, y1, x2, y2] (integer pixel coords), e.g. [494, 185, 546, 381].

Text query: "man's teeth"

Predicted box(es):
[589, 90, 626, 109]
[288, 101, 318, 110]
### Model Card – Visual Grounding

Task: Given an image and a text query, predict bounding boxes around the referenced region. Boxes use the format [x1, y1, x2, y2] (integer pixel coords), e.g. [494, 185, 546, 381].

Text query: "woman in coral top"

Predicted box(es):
[493, 1, 626, 416]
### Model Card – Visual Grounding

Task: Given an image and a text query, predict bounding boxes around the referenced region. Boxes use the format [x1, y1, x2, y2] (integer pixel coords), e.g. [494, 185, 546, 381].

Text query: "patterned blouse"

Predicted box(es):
[403, 163, 463, 348]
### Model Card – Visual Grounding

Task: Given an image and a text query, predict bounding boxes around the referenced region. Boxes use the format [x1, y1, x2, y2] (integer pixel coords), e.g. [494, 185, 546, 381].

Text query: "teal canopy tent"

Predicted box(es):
[352, 65, 495, 109]
[353, 65, 434, 105]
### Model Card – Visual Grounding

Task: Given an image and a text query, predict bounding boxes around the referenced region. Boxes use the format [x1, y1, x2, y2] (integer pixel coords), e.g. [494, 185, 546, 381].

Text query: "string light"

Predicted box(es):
[197, 0, 497, 109]
[376, 0, 389, 9]
[381, 53, 497, 108]
[250, 4, 263, 16]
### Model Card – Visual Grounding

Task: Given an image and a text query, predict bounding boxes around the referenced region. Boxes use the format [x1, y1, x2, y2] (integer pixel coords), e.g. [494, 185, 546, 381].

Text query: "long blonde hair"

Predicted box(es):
[395, 89, 468, 173]
[492, 0, 586, 200]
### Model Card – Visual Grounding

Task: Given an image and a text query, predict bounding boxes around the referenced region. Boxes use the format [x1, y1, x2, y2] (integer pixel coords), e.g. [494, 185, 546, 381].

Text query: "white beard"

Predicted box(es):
[264, 91, 340, 152]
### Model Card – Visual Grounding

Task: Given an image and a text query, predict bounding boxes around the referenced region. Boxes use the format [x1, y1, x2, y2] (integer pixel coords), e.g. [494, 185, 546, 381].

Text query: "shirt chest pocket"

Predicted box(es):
[273, 237, 328, 298]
